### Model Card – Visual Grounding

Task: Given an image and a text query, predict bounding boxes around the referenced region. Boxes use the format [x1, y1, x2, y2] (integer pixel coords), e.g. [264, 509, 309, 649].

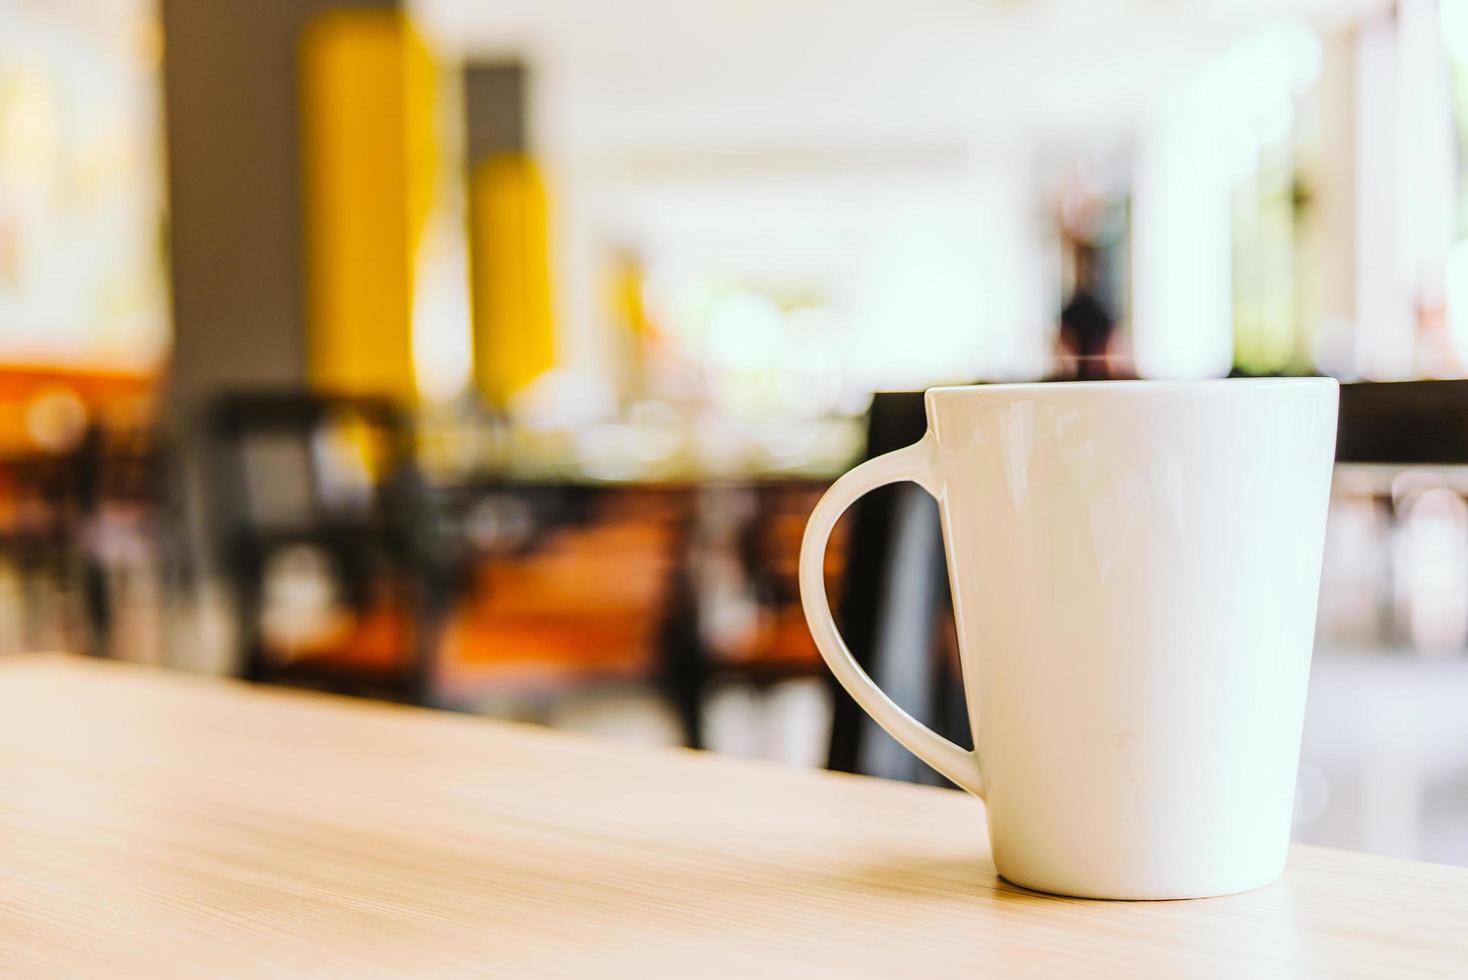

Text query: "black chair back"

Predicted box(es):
[826, 392, 970, 785]
[203, 390, 447, 702]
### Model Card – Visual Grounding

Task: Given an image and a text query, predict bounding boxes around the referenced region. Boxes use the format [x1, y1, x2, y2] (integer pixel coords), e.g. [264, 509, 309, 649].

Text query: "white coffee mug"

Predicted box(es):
[800, 379, 1338, 899]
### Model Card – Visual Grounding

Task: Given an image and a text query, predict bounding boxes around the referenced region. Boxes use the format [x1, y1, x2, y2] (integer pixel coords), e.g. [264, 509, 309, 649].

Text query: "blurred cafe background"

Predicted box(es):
[4, 0, 1468, 865]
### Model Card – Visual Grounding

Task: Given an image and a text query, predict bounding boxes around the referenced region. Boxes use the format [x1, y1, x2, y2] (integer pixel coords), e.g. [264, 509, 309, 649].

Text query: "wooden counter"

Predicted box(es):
[1, 656, 1464, 977]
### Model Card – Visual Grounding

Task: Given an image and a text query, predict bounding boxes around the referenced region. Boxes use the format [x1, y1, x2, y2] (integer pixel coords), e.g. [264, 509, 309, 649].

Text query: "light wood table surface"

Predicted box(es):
[1, 655, 1465, 978]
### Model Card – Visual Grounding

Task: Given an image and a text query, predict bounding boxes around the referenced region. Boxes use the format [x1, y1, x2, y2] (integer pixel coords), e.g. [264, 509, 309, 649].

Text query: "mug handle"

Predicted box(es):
[799, 433, 985, 798]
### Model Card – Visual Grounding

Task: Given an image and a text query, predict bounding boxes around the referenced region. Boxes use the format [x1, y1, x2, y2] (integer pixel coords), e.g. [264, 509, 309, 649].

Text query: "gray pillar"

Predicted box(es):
[158, 0, 396, 575]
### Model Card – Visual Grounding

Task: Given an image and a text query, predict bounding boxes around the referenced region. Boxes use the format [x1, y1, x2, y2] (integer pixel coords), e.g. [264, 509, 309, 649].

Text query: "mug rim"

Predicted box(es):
[926, 377, 1336, 399]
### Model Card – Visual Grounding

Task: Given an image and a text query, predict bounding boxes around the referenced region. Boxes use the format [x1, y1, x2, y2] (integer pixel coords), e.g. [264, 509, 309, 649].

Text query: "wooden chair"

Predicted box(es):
[436, 488, 681, 679]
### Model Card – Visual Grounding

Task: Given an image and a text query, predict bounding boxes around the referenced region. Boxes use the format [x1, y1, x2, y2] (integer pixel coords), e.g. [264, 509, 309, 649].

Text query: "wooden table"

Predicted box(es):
[2, 657, 1465, 978]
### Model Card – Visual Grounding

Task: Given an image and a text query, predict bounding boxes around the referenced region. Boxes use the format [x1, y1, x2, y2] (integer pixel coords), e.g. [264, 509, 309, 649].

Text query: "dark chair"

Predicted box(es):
[73, 423, 177, 659]
[826, 392, 970, 786]
[670, 480, 841, 750]
[0, 448, 89, 653]
[203, 391, 454, 703]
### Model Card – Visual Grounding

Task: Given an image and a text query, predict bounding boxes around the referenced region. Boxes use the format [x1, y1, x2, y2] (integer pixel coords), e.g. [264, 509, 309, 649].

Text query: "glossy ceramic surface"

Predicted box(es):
[800, 378, 1339, 899]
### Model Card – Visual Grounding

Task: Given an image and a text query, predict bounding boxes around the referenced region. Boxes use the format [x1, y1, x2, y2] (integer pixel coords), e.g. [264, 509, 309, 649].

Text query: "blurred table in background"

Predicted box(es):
[2, 655, 1465, 979]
